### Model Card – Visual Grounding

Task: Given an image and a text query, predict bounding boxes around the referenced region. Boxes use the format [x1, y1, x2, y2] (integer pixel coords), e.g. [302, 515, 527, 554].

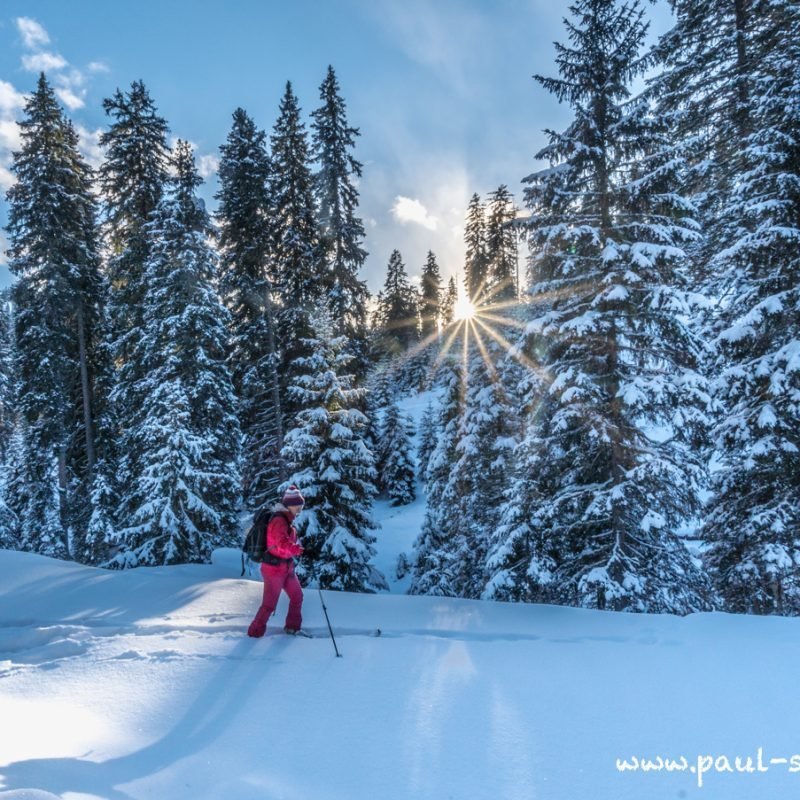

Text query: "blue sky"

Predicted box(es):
[0, 0, 673, 293]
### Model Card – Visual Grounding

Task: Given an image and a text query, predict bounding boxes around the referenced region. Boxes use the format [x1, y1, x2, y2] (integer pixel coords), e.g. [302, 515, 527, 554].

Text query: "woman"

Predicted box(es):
[247, 485, 306, 637]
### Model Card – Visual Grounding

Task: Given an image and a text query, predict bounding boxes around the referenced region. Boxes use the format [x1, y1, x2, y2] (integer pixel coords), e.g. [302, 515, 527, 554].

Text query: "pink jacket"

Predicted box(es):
[266, 505, 304, 560]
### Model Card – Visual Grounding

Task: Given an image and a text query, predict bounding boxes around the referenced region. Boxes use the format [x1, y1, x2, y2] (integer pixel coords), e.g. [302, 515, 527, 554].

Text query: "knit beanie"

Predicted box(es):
[282, 485, 305, 508]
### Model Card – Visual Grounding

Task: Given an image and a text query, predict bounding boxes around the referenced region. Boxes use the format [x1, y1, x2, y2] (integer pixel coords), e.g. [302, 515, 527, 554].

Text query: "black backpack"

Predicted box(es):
[240, 507, 273, 575]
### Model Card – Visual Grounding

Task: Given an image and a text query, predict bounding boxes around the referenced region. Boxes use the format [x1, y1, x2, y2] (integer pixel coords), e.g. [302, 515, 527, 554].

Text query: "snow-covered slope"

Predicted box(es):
[370, 388, 439, 593]
[2, 548, 800, 800]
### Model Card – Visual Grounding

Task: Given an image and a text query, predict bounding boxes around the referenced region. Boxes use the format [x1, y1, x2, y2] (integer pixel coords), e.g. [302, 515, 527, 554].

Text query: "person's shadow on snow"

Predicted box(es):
[0, 635, 291, 800]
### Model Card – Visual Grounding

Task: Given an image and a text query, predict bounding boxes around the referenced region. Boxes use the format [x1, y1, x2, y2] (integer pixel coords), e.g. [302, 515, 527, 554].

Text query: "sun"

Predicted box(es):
[453, 296, 476, 321]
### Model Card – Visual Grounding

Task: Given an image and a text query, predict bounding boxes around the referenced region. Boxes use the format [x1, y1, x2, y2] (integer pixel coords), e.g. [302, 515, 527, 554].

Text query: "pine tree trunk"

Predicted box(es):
[76, 304, 96, 473]
[263, 284, 285, 483]
[57, 443, 71, 558]
[608, 319, 625, 554]
[733, 0, 751, 132]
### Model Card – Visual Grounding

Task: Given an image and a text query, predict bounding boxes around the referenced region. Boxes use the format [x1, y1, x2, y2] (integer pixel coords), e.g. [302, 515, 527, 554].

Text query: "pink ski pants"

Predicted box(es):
[248, 561, 303, 636]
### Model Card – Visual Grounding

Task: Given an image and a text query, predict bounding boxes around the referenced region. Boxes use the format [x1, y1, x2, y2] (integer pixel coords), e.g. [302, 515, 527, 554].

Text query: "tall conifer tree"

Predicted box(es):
[269, 82, 322, 425]
[7, 74, 108, 558]
[281, 311, 385, 592]
[464, 193, 488, 304]
[311, 66, 371, 377]
[411, 357, 464, 596]
[702, 2, 800, 614]
[376, 399, 416, 506]
[113, 143, 241, 566]
[441, 275, 458, 327]
[516, 0, 713, 612]
[99, 80, 170, 517]
[419, 251, 443, 341]
[375, 249, 419, 355]
[485, 185, 518, 302]
[647, 0, 759, 296]
[216, 108, 284, 509]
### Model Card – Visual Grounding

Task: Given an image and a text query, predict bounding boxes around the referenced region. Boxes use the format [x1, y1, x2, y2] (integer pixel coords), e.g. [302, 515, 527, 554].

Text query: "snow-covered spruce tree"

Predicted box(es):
[441, 275, 458, 327]
[100, 80, 170, 347]
[1, 421, 29, 550]
[398, 250, 445, 391]
[374, 249, 419, 357]
[281, 311, 385, 592]
[416, 400, 438, 480]
[0, 441, 19, 548]
[367, 362, 394, 413]
[361, 365, 393, 481]
[0, 491, 18, 550]
[411, 356, 464, 596]
[518, 0, 713, 613]
[647, 0, 761, 297]
[377, 400, 416, 506]
[420, 250, 443, 341]
[82, 465, 117, 565]
[0, 315, 21, 548]
[438, 345, 519, 598]
[6, 74, 109, 559]
[400, 299, 431, 393]
[483, 324, 560, 602]
[216, 108, 285, 509]
[702, 3, 800, 614]
[464, 193, 488, 303]
[99, 80, 170, 525]
[485, 185, 518, 303]
[482, 425, 557, 603]
[269, 82, 323, 426]
[311, 66, 371, 380]
[112, 143, 241, 567]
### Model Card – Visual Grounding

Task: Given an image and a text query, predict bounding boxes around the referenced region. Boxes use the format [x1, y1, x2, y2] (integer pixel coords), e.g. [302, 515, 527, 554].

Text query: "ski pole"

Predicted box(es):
[318, 587, 342, 658]
[310, 562, 342, 658]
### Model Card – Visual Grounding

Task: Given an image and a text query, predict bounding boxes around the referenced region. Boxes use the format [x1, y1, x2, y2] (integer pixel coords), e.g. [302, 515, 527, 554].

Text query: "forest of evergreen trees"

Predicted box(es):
[1, 0, 798, 614]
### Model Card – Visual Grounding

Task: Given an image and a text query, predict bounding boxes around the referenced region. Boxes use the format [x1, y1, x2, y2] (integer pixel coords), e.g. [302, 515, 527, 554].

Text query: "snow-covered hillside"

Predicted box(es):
[2, 548, 800, 800]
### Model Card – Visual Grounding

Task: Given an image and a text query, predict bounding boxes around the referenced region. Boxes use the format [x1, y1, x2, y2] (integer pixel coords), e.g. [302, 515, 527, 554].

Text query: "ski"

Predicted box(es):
[283, 627, 382, 639]
[317, 627, 382, 638]
[285, 628, 313, 638]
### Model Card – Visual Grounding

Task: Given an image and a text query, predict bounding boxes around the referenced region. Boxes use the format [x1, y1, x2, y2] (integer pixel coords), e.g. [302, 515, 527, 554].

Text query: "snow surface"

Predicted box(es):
[3, 548, 800, 800]
[4, 387, 800, 799]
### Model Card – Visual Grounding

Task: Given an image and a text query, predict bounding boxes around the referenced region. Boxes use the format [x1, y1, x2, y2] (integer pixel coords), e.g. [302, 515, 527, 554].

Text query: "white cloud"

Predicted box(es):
[0, 230, 9, 268]
[391, 196, 438, 231]
[53, 68, 88, 110]
[0, 119, 22, 154]
[197, 153, 220, 180]
[22, 52, 68, 73]
[15, 17, 50, 49]
[0, 164, 15, 191]
[55, 86, 85, 110]
[75, 124, 104, 169]
[0, 84, 25, 191]
[0, 80, 26, 114]
[14, 18, 101, 112]
[0, 24, 108, 203]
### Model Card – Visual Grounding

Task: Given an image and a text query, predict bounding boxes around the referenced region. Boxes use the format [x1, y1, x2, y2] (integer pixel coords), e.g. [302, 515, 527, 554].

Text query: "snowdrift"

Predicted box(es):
[1, 548, 799, 800]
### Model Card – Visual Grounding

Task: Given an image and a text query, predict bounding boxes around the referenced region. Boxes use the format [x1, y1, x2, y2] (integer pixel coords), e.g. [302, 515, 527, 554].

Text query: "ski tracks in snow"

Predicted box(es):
[0, 611, 680, 678]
